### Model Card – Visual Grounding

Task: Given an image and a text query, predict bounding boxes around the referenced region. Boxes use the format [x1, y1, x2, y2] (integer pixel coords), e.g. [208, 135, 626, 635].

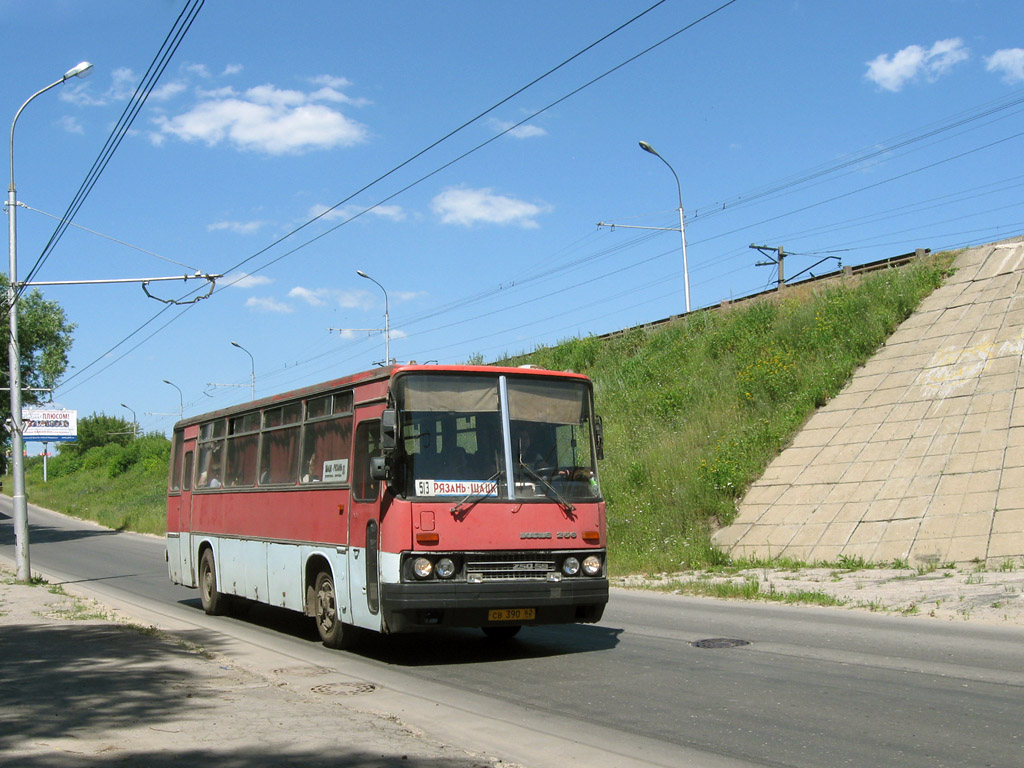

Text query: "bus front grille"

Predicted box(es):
[465, 553, 556, 580]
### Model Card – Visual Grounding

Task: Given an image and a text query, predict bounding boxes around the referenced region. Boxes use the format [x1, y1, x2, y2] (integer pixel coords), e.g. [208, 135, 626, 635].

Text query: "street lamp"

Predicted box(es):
[357, 270, 391, 365]
[231, 341, 256, 400]
[639, 141, 690, 314]
[120, 403, 137, 440]
[162, 379, 183, 419]
[7, 61, 93, 582]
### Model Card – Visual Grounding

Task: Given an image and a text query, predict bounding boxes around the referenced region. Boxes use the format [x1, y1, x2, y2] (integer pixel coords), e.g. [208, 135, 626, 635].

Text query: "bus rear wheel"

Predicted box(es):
[199, 549, 229, 616]
[314, 571, 351, 649]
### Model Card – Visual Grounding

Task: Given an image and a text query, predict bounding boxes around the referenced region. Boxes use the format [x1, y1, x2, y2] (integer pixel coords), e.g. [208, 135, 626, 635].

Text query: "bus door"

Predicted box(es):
[347, 411, 382, 630]
[168, 435, 196, 586]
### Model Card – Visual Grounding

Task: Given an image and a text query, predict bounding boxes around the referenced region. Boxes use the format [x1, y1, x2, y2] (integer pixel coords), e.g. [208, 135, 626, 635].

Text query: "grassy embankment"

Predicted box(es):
[3, 435, 170, 536]
[4, 253, 954, 570]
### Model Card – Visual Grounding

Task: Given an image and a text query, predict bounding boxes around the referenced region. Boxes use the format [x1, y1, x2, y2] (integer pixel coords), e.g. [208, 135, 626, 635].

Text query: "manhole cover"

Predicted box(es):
[692, 638, 751, 649]
[310, 682, 377, 696]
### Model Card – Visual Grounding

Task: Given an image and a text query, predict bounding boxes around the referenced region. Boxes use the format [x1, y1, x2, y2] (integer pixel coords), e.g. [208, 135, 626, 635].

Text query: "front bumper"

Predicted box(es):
[381, 578, 608, 632]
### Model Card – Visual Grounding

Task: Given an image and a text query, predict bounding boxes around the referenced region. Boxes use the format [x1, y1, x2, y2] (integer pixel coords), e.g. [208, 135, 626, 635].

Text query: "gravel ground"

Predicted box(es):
[614, 560, 1024, 626]
[0, 564, 519, 768]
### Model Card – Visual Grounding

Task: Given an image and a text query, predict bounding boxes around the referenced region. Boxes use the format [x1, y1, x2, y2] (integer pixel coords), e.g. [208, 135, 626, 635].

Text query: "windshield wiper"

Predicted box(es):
[518, 462, 576, 514]
[449, 469, 502, 516]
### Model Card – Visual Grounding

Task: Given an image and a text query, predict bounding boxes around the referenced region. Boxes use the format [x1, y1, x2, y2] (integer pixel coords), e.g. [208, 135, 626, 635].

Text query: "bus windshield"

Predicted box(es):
[394, 373, 600, 502]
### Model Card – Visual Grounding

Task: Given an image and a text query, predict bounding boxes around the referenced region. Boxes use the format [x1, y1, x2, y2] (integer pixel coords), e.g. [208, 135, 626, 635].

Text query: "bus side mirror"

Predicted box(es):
[380, 409, 397, 452]
[370, 456, 391, 481]
[594, 415, 605, 461]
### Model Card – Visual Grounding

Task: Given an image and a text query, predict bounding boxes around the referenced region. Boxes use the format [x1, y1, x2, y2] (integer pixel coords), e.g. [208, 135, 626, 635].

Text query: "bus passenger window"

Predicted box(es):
[197, 444, 223, 488]
[259, 426, 300, 484]
[169, 430, 185, 492]
[183, 451, 193, 492]
[301, 416, 352, 484]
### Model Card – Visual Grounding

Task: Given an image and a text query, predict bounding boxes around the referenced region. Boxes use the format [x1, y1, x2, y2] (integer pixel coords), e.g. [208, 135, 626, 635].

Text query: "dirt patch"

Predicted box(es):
[615, 561, 1024, 625]
[0, 566, 518, 768]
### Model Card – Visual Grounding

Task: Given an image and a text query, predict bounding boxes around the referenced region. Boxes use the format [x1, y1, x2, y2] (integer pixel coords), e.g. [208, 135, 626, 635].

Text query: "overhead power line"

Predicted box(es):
[56, 0, 742, 398]
[18, 0, 205, 295]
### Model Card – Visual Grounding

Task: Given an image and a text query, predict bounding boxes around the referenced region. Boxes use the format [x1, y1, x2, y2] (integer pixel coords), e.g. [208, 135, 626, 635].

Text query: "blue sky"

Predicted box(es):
[3, 0, 1023, 445]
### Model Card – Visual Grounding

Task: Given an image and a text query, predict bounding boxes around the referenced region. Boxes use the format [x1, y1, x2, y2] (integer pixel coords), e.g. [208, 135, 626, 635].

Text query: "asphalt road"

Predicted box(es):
[2, 499, 1022, 768]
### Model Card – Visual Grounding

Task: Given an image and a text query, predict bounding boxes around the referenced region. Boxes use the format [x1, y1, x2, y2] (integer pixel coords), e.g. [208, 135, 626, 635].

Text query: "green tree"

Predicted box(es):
[1, 277, 76, 472]
[58, 413, 134, 457]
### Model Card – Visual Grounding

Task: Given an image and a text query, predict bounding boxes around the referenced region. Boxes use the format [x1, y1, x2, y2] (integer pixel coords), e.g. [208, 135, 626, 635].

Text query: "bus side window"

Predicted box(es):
[169, 431, 185, 492]
[183, 451, 194, 492]
[353, 420, 381, 502]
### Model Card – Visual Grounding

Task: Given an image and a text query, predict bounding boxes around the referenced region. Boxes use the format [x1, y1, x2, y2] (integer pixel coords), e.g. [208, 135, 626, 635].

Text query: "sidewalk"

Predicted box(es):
[0, 564, 513, 768]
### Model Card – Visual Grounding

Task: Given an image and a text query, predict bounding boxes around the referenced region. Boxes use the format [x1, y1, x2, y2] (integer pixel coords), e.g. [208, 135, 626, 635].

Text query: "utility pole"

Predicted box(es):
[750, 244, 786, 290]
[750, 244, 843, 288]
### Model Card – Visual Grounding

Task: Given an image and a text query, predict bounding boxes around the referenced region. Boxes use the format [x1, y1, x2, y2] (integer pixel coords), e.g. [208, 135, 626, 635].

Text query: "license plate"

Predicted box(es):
[488, 608, 535, 622]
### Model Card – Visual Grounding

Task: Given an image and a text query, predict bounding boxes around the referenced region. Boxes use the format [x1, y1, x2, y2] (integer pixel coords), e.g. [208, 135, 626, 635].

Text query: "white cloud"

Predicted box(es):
[226, 272, 273, 288]
[245, 296, 292, 313]
[59, 116, 84, 134]
[289, 286, 329, 306]
[208, 220, 264, 234]
[308, 203, 406, 222]
[183, 63, 211, 78]
[309, 75, 371, 107]
[151, 82, 369, 154]
[150, 81, 188, 101]
[286, 286, 378, 310]
[110, 67, 139, 100]
[335, 289, 374, 309]
[222, 64, 244, 76]
[393, 290, 424, 303]
[196, 86, 238, 99]
[489, 117, 547, 139]
[431, 186, 551, 228]
[311, 74, 353, 90]
[986, 48, 1024, 83]
[866, 38, 969, 92]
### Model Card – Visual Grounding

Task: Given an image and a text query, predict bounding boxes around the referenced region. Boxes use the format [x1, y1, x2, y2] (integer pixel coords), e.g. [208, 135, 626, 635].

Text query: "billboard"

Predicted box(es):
[22, 408, 78, 443]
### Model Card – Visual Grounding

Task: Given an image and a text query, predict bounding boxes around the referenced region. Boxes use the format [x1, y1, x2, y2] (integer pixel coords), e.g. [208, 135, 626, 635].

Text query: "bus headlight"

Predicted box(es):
[582, 555, 602, 576]
[412, 557, 433, 579]
[436, 558, 456, 579]
[562, 556, 581, 576]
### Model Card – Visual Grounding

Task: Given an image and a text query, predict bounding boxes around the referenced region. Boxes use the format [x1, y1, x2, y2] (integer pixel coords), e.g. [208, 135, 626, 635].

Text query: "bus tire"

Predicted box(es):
[482, 625, 521, 640]
[314, 570, 350, 649]
[199, 549, 229, 616]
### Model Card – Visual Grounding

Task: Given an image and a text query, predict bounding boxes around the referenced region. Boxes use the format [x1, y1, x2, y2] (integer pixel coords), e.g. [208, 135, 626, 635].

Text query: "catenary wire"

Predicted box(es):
[18, 0, 204, 296]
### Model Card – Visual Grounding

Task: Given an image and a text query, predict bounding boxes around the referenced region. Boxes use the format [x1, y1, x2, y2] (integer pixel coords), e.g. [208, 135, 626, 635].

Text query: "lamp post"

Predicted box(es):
[120, 403, 137, 440]
[357, 270, 390, 365]
[7, 61, 93, 582]
[162, 379, 183, 419]
[638, 141, 690, 314]
[231, 341, 255, 400]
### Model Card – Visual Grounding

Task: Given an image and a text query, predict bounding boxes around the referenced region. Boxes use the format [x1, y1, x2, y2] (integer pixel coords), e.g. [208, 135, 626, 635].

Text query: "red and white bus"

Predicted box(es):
[166, 364, 608, 647]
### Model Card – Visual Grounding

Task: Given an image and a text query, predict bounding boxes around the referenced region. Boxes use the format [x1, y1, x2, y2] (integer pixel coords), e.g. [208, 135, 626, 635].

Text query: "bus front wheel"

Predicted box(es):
[314, 571, 351, 649]
[199, 549, 229, 616]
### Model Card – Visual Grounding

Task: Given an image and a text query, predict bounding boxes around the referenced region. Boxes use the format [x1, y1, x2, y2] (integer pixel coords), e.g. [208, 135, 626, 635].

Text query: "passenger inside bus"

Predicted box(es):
[199, 455, 222, 488]
[302, 452, 320, 483]
[514, 424, 545, 469]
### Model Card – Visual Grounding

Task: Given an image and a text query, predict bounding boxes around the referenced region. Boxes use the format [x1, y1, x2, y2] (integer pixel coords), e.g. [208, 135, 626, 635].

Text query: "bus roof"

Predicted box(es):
[172, 363, 592, 430]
